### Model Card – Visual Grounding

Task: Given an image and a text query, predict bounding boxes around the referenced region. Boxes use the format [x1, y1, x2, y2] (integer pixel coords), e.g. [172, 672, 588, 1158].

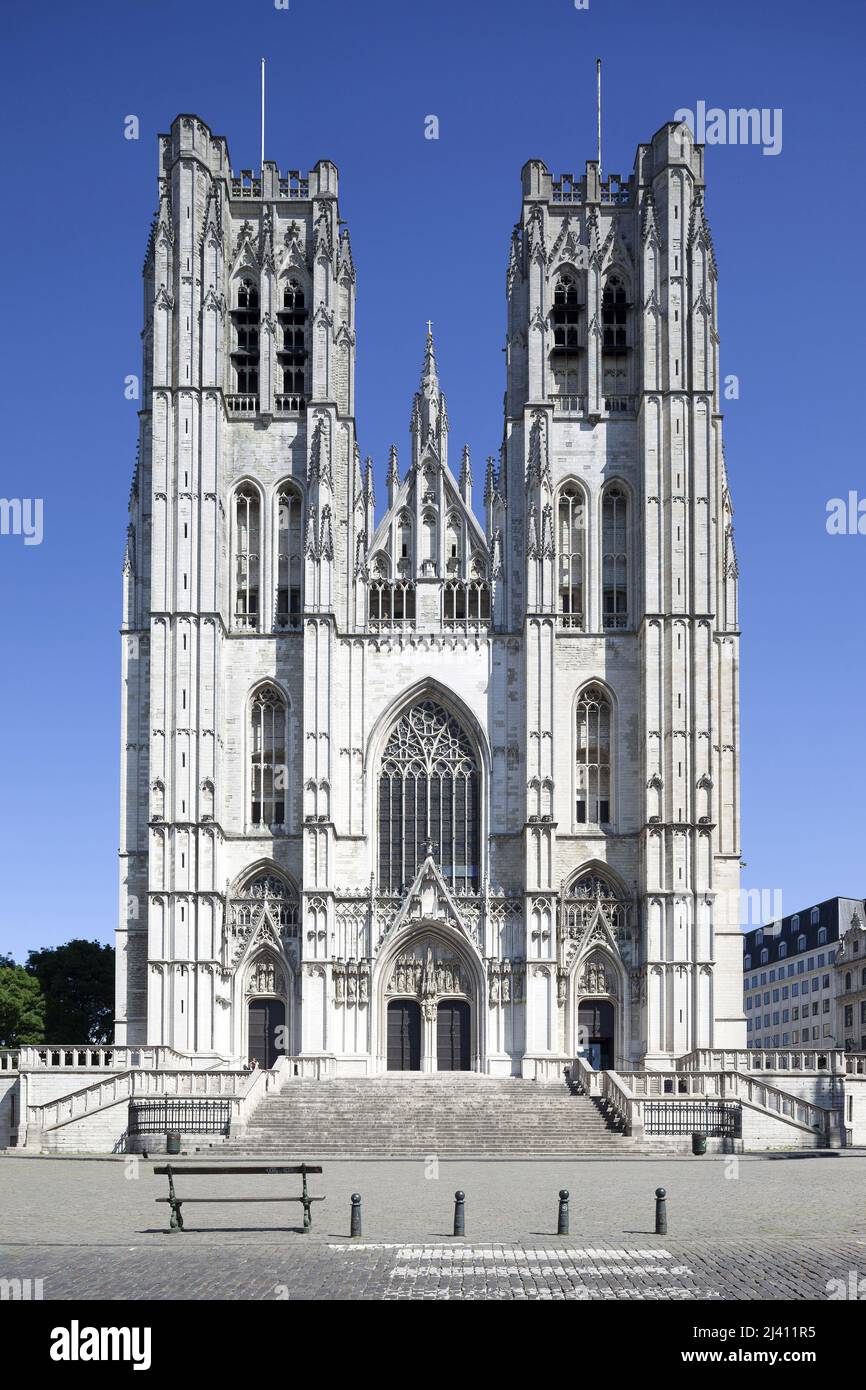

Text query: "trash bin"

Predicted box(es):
[166, 1131, 181, 1155]
[691, 1132, 707, 1156]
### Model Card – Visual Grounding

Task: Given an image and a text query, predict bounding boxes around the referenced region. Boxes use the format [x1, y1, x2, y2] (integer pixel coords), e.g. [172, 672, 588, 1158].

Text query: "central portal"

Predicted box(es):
[436, 1000, 470, 1071]
[379, 928, 479, 1073]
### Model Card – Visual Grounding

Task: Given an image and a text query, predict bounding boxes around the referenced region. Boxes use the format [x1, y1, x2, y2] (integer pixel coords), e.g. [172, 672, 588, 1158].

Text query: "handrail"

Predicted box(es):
[27, 1069, 253, 1134]
[16, 1045, 234, 1073]
[677, 1047, 847, 1075]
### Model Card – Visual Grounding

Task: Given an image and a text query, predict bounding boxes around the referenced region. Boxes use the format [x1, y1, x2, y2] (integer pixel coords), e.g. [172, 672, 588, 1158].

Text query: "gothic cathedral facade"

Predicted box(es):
[116, 114, 746, 1075]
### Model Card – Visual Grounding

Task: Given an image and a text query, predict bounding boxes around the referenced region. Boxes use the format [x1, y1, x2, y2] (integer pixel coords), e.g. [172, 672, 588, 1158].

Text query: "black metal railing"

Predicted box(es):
[643, 1100, 741, 1138]
[128, 1099, 232, 1136]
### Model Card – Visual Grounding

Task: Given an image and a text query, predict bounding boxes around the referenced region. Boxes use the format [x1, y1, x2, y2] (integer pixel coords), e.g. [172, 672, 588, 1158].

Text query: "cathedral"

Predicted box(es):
[115, 113, 746, 1077]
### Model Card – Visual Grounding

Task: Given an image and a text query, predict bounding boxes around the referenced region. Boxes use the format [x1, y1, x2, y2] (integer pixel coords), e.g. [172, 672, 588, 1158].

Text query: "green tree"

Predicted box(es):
[26, 940, 115, 1043]
[0, 955, 45, 1045]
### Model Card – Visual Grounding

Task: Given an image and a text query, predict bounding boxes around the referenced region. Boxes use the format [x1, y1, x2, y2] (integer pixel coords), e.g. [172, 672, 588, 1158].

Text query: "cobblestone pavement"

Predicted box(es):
[1, 1153, 864, 1300]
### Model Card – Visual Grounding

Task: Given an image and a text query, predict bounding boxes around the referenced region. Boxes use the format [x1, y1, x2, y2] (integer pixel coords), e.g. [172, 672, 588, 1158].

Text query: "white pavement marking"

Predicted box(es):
[327, 1244, 721, 1299]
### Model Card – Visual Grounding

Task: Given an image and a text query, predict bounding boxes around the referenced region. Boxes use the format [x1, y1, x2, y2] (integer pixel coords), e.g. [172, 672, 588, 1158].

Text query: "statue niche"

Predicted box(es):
[248, 957, 284, 997]
[578, 952, 618, 999]
[386, 941, 464, 1001]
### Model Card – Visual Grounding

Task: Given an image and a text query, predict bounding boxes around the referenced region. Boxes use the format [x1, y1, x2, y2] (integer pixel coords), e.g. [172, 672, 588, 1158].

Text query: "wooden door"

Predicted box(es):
[387, 1000, 421, 1071]
[436, 1000, 470, 1071]
[248, 999, 286, 1069]
[578, 999, 615, 1069]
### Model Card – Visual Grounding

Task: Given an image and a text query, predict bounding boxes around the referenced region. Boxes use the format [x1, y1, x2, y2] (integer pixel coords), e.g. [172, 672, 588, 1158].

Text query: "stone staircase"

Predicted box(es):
[216, 1074, 639, 1158]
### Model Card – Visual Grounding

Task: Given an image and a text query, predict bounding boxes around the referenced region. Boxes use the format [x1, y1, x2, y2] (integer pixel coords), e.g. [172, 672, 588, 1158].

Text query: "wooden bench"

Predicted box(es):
[154, 1163, 324, 1233]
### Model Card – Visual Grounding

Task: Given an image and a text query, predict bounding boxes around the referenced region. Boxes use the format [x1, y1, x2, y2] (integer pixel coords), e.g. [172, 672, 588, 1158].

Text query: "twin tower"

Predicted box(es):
[116, 113, 746, 1076]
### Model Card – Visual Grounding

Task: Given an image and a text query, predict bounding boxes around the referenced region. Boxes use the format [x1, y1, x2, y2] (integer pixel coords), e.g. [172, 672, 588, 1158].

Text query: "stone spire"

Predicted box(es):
[410, 324, 448, 470]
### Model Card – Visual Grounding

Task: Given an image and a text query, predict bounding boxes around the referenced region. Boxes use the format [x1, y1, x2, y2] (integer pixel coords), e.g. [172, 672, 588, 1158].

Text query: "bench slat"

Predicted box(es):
[155, 1197, 325, 1204]
[153, 1165, 322, 1176]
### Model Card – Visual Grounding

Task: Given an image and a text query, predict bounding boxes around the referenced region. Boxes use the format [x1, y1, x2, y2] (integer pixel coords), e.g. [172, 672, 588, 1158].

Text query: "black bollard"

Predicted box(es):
[557, 1189, 570, 1236]
[453, 1190, 465, 1237]
[654, 1186, 667, 1235]
[350, 1192, 362, 1238]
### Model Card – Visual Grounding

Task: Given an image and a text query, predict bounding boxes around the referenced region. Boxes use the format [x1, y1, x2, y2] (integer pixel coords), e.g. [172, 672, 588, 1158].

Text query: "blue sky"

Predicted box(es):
[0, 0, 863, 962]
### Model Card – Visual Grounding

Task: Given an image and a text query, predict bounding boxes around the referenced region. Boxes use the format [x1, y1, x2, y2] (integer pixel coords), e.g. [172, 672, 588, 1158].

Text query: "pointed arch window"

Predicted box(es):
[277, 279, 307, 408]
[557, 485, 585, 628]
[602, 275, 628, 351]
[276, 485, 303, 630]
[231, 277, 260, 395]
[550, 273, 582, 405]
[552, 273, 581, 349]
[563, 871, 631, 939]
[445, 513, 462, 574]
[378, 699, 480, 893]
[602, 486, 629, 629]
[575, 685, 612, 826]
[231, 871, 299, 935]
[250, 686, 288, 828]
[234, 487, 261, 630]
[396, 513, 413, 578]
[601, 274, 629, 408]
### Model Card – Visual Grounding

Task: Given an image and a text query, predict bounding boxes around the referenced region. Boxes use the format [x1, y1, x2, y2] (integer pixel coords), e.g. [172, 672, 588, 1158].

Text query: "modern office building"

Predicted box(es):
[743, 898, 866, 1049]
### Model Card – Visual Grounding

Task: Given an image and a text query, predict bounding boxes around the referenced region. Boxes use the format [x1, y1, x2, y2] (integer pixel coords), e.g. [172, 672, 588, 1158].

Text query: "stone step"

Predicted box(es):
[219, 1075, 633, 1158]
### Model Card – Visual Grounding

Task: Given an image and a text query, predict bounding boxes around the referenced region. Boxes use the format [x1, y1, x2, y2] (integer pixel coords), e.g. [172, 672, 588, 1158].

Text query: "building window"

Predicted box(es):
[231, 277, 260, 395]
[276, 486, 303, 630]
[277, 279, 307, 405]
[601, 485, 629, 629]
[250, 685, 288, 827]
[778, 942, 787, 959]
[443, 580, 491, 628]
[601, 273, 629, 405]
[744, 954, 751, 970]
[575, 684, 612, 826]
[378, 699, 479, 894]
[369, 580, 416, 628]
[845, 972, 852, 991]
[550, 274, 582, 402]
[760, 949, 768, 965]
[797, 935, 807, 952]
[234, 487, 261, 630]
[602, 274, 628, 350]
[552, 274, 580, 349]
[557, 486, 585, 627]
[810, 907, 819, 925]
[817, 926, 827, 945]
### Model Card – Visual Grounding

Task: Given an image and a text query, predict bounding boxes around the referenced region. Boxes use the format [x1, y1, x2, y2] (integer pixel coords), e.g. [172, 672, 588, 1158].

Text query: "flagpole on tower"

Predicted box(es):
[596, 57, 602, 182]
[260, 58, 266, 174]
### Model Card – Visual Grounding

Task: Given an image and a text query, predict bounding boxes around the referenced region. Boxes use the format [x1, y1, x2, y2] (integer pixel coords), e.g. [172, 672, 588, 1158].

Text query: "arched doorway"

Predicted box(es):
[578, 999, 615, 1070]
[437, 1000, 470, 1071]
[248, 998, 286, 1069]
[376, 922, 482, 1073]
[387, 999, 421, 1071]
